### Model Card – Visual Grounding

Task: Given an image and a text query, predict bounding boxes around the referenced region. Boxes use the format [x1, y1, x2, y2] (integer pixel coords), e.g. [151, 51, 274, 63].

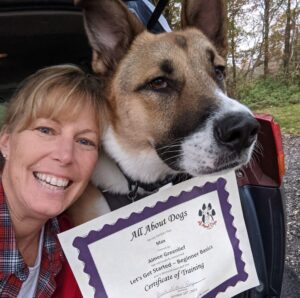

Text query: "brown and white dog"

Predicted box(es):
[68, 0, 259, 225]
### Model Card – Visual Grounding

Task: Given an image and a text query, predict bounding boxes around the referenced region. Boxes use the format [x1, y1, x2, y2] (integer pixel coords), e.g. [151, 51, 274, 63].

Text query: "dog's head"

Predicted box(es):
[77, 0, 259, 185]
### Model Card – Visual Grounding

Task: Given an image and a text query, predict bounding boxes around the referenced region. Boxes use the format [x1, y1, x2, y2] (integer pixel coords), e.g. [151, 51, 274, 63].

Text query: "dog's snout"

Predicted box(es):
[214, 113, 260, 152]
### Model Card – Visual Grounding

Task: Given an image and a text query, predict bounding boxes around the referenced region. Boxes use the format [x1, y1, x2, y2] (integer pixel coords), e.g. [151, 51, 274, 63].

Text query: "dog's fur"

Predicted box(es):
[68, 0, 259, 225]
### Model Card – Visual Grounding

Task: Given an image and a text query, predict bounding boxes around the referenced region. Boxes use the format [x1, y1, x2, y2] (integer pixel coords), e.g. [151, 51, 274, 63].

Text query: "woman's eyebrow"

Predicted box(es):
[37, 117, 60, 124]
[77, 128, 99, 135]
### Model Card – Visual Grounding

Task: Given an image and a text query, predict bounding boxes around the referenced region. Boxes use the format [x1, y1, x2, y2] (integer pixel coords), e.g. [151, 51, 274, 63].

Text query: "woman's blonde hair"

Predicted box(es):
[1, 64, 106, 134]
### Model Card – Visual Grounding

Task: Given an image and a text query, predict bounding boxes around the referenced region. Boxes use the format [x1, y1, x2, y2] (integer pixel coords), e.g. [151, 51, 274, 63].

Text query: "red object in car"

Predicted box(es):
[237, 113, 285, 187]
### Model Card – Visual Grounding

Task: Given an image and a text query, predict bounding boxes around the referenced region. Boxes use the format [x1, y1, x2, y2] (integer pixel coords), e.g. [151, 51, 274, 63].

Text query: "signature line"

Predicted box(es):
[157, 278, 205, 298]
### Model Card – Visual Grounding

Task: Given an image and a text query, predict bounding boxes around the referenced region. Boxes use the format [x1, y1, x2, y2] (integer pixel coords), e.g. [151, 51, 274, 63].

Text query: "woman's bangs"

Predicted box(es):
[34, 86, 91, 122]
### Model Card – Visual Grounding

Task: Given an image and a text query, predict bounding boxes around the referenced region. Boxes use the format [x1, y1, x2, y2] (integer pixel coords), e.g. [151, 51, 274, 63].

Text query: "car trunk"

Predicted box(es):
[0, 0, 91, 101]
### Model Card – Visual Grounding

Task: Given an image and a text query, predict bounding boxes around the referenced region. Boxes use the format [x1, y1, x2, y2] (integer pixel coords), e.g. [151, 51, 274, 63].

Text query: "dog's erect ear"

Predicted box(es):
[181, 0, 227, 58]
[75, 0, 144, 74]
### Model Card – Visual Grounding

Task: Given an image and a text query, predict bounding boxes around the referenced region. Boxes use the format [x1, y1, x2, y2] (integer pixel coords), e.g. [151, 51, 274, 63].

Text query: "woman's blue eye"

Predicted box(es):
[37, 127, 53, 135]
[78, 138, 97, 148]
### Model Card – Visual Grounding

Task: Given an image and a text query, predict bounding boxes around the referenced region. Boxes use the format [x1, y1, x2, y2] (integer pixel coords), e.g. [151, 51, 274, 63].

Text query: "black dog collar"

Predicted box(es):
[124, 172, 191, 202]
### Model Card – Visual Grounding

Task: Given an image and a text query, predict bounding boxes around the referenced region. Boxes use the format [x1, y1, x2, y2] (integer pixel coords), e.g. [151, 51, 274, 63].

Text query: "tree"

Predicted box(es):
[263, 0, 271, 77]
[227, 0, 247, 90]
[288, 0, 300, 78]
[152, 0, 181, 29]
[283, 0, 292, 74]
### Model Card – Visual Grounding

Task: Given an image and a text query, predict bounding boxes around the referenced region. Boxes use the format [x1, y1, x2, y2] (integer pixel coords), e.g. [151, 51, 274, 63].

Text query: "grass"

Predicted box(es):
[255, 103, 300, 135]
[237, 77, 300, 110]
[237, 76, 300, 135]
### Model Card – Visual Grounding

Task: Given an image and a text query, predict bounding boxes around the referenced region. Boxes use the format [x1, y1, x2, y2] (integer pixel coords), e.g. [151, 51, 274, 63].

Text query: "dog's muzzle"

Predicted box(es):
[157, 111, 260, 176]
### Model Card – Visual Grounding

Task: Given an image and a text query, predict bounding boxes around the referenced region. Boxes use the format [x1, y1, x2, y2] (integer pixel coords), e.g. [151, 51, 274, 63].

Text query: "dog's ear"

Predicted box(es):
[76, 0, 144, 75]
[181, 0, 227, 58]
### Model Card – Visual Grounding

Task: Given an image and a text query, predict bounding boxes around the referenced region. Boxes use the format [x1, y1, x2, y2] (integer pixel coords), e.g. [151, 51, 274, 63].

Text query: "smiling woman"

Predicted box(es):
[0, 64, 105, 297]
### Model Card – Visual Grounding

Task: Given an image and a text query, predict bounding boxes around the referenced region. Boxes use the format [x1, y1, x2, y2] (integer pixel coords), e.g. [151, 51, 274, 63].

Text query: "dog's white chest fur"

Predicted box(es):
[92, 126, 177, 194]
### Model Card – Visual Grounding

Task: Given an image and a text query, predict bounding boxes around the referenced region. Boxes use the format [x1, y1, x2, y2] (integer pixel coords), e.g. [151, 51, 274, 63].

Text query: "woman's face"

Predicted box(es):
[0, 104, 100, 221]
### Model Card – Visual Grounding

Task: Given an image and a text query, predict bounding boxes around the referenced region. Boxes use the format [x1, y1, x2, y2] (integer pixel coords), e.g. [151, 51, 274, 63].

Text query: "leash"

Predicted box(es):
[147, 0, 169, 31]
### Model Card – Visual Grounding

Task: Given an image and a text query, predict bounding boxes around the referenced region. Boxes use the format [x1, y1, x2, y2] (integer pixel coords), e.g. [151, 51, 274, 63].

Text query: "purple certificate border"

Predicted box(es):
[73, 178, 248, 298]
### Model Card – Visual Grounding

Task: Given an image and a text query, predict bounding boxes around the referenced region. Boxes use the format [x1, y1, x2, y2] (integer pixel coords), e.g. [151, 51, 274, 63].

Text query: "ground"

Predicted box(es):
[281, 134, 300, 297]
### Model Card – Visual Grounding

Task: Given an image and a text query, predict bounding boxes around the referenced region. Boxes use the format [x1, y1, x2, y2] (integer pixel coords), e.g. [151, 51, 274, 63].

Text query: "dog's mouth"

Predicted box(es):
[181, 155, 245, 177]
[155, 142, 183, 171]
[158, 135, 254, 177]
[201, 161, 241, 175]
[155, 140, 251, 174]
[214, 151, 245, 168]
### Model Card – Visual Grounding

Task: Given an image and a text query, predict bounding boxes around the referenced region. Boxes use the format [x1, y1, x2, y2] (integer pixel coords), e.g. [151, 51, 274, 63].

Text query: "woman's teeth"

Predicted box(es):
[34, 172, 70, 189]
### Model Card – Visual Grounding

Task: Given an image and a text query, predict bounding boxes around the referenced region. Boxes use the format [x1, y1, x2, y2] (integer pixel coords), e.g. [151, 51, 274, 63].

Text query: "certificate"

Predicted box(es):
[59, 171, 259, 298]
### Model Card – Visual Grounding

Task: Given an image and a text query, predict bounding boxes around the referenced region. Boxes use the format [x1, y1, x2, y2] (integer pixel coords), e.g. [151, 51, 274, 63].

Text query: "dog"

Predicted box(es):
[67, 0, 259, 225]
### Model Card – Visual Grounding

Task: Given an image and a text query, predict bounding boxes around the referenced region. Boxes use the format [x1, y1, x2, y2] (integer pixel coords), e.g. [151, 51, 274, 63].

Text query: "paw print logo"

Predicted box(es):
[198, 203, 217, 229]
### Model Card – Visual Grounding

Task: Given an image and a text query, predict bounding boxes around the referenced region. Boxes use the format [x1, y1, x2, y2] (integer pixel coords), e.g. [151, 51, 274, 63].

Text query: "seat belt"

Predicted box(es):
[147, 0, 169, 31]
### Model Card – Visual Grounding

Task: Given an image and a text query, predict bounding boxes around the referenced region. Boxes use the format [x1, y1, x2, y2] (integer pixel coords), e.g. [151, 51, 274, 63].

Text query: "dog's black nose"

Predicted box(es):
[214, 112, 260, 152]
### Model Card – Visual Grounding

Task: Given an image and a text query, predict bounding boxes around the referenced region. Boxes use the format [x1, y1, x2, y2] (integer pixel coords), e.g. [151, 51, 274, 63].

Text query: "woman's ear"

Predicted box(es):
[0, 132, 11, 160]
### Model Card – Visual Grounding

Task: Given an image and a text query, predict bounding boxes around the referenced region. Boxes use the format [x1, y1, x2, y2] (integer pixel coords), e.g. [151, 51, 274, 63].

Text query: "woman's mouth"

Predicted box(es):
[33, 172, 72, 190]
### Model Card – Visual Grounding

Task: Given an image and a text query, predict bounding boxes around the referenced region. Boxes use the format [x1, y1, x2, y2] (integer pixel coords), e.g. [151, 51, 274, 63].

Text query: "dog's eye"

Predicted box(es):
[148, 77, 168, 90]
[214, 66, 225, 81]
[138, 77, 180, 94]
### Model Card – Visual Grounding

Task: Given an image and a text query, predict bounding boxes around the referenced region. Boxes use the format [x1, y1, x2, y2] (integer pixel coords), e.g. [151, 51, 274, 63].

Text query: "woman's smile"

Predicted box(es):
[33, 172, 72, 190]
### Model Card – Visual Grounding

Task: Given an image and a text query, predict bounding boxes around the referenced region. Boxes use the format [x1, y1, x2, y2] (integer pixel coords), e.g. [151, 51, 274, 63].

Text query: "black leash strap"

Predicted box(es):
[147, 0, 169, 31]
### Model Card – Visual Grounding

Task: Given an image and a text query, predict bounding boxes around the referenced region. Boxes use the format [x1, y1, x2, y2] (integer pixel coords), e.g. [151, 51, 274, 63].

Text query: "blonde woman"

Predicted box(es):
[0, 65, 105, 297]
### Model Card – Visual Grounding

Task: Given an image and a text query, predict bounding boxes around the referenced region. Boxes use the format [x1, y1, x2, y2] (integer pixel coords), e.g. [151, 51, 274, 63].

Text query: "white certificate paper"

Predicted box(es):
[59, 171, 259, 298]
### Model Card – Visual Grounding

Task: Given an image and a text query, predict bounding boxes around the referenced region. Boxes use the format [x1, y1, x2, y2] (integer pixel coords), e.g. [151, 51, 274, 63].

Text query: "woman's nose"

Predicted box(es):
[52, 138, 75, 165]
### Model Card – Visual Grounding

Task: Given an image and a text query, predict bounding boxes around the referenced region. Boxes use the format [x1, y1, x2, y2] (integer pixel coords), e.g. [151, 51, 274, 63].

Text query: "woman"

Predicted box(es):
[0, 64, 105, 297]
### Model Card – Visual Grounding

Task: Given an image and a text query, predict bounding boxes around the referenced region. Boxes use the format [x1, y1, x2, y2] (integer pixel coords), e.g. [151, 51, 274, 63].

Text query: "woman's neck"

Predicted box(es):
[16, 230, 42, 266]
[8, 205, 45, 266]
